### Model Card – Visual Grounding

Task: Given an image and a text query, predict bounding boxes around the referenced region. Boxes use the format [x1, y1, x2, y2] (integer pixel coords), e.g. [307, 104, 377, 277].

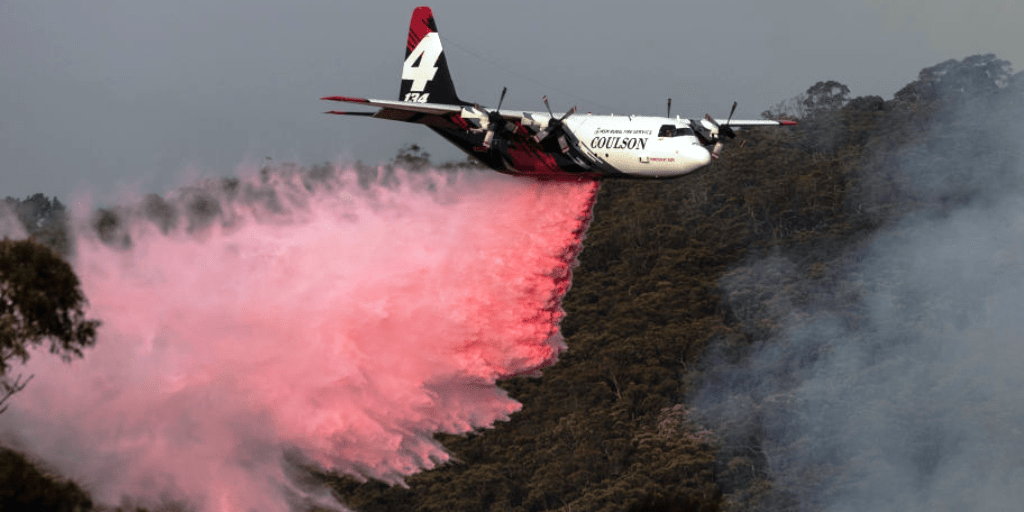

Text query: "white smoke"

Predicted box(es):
[696, 89, 1024, 511]
[0, 202, 29, 240]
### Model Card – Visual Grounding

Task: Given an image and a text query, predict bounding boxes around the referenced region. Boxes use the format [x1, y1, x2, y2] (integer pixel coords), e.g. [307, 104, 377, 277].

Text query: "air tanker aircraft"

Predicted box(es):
[323, 6, 796, 180]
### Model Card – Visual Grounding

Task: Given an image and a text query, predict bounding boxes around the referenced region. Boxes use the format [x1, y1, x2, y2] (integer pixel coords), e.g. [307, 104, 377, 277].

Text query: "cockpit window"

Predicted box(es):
[658, 125, 694, 137]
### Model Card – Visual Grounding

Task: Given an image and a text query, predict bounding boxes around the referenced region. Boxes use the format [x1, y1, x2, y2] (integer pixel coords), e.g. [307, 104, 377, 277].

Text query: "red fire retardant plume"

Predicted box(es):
[0, 167, 599, 512]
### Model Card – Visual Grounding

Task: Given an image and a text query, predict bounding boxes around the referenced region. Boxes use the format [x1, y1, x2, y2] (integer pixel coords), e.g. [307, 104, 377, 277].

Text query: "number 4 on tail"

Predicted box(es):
[402, 32, 442, 93]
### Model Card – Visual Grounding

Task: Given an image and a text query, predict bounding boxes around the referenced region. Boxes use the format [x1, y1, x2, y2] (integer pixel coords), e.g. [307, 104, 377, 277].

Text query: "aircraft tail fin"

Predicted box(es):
[400, 6, 467, 106]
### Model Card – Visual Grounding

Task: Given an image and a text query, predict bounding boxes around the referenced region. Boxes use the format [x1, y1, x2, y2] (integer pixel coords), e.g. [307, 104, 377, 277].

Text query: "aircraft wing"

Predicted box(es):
[321, 96, 533, 130]
[319, 96, 532, 120]
[711, 119, 798, 127]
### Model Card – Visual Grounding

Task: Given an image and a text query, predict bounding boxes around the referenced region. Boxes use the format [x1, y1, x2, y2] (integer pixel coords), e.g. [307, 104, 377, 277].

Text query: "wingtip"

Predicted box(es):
[779, 119, 799, 126]
[321, 96, 369, 103]
[324, 111, 376, 116]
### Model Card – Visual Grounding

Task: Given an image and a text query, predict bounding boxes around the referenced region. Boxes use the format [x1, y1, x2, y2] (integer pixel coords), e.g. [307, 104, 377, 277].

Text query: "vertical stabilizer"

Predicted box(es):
[400, 6, 466, 105]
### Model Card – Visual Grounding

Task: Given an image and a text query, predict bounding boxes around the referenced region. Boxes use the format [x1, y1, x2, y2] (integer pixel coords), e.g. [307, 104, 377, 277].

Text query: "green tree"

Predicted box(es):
[761, 80, 851, 121]
[895, 54, 1013, 103]
[802, 80, 851, 116]
[0, 238, 100, 413]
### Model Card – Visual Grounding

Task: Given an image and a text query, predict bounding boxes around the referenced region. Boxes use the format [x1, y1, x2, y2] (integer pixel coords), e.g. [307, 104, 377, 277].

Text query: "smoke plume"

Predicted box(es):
[0, 165, 598, 511]
[695, 85, 1024, 509]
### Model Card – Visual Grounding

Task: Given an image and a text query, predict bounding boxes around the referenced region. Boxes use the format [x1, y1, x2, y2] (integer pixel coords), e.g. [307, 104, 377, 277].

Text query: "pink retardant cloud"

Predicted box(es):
[0, 167, 598, 511]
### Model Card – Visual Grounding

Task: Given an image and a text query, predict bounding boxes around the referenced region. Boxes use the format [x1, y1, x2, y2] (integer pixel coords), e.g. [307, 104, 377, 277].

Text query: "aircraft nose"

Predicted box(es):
[684, 144, 712, 171]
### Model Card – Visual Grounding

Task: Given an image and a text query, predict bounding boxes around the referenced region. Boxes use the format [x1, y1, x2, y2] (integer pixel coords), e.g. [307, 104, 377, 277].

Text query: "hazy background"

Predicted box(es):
[3, 0, 1022, 199]
[690, 60, 1024, 510]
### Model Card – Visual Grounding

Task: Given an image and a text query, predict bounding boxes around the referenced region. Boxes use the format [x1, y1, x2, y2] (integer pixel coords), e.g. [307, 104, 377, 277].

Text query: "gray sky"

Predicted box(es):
[3, 0, 1021, 200]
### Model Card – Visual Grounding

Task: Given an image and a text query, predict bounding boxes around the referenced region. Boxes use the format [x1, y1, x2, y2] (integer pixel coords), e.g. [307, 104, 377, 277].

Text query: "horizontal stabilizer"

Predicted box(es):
[320, 96, 467, 116]
[324, 111, 376, 116]
[321, 96, 370, 104]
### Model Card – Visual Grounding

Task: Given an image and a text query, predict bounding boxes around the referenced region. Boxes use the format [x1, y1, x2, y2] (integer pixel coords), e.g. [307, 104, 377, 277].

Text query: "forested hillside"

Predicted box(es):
[3, 54, 1022, 511]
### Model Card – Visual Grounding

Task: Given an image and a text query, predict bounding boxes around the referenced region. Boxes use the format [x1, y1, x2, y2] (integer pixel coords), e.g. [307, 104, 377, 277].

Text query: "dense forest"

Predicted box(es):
[3, 54, 1022, 511]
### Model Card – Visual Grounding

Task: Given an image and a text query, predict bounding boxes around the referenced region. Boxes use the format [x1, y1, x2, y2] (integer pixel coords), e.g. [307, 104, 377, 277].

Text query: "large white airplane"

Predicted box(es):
[323, 6, 796, 180]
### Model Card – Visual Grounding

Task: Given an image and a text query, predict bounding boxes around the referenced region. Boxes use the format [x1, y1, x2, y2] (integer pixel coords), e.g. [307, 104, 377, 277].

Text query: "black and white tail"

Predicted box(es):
[400, 6, 467, 106]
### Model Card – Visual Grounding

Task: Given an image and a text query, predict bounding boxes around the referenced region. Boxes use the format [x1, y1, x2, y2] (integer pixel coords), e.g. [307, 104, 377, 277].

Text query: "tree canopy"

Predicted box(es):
[0, 237, 100, 413]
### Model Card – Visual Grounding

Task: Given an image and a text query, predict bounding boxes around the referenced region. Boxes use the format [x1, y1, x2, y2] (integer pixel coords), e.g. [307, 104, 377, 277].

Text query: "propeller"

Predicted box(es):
[533, 95, 577, 143]
[481, 86, 508, 149]
[704, 101, 739, 160]
[667, 98, 672, 118]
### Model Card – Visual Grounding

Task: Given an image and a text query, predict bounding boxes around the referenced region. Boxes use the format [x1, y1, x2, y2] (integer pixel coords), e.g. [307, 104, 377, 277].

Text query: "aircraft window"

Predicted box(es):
[658, 125, 694, 137]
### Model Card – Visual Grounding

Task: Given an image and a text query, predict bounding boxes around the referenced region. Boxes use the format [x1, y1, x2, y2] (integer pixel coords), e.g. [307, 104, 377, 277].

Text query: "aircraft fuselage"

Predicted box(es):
[430, 113, 713, 180]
